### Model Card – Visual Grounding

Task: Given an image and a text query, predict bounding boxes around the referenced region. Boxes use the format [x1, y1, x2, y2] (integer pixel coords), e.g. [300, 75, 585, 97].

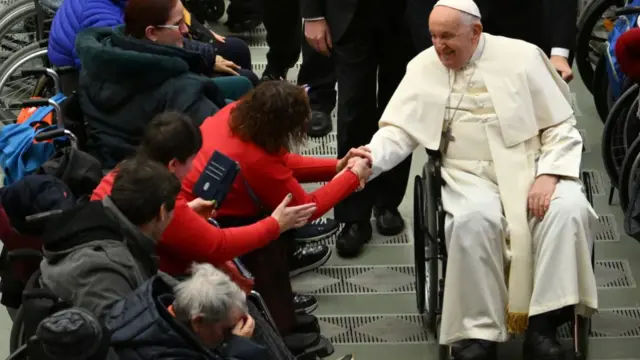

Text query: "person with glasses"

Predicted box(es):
[48, 0, 258, 89]
[74, 0, 252, 168]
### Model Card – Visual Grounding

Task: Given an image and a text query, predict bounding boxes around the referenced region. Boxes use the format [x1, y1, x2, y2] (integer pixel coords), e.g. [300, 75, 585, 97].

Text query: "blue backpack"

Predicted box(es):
[607, 0, 640, 99]
[0, 93, 68, 186]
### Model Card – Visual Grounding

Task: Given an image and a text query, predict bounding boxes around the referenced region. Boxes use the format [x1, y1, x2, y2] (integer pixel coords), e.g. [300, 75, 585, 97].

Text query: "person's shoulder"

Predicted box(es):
[485, 33, 539, 59]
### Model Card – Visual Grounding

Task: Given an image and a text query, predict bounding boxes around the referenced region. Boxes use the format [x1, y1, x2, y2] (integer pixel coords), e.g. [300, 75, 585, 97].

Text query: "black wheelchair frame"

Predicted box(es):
[413, 150, 593, 360]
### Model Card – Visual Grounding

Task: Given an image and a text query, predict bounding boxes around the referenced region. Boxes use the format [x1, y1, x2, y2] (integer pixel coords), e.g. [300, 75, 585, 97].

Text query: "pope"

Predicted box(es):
[360, 0, 598, 359]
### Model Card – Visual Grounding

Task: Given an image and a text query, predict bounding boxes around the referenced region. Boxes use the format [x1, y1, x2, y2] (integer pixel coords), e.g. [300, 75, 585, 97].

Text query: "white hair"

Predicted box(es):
[173, 263, 247, 324]
[460, 12, 481, 27]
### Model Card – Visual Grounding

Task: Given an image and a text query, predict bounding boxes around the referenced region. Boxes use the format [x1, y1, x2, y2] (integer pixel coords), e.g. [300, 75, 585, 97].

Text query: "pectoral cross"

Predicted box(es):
[441, 121, 455, 155]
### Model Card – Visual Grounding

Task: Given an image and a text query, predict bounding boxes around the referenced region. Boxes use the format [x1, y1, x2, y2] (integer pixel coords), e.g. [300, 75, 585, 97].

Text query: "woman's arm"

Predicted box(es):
[244, 158, 359, 220]
[161, 201, 281, 264]
[282, 153, 338, 183]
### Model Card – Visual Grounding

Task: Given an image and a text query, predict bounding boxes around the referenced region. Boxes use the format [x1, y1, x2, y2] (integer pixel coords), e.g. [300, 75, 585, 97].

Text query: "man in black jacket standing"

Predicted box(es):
[302, 0, 416, 257]
[406, 0, 577, 81]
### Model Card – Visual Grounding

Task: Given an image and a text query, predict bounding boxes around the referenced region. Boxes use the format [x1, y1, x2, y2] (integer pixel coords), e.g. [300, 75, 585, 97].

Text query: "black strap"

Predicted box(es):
[239, 171, 267, 216]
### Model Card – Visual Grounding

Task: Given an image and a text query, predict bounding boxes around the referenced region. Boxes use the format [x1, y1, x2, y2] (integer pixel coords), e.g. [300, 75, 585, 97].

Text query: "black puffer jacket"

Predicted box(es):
[75, 26, 226, 169]
[105, 276, 268, 360]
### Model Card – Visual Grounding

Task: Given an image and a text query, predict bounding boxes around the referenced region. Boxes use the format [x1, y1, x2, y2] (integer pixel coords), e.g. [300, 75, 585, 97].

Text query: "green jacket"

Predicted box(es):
[75, 26, 225, 168]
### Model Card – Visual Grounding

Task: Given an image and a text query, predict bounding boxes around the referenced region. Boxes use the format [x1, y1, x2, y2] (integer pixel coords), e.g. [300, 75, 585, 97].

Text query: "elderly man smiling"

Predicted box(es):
[356, 0, 599, 359]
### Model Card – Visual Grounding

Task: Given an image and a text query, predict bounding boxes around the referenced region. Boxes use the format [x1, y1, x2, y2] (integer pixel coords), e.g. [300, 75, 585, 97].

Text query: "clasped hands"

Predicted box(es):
[335, 146, 373, 190]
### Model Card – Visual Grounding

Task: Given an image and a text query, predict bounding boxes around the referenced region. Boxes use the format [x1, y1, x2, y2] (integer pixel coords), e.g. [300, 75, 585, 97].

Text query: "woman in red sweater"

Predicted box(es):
[91, 112, 319, 315]
[180, 82, 371, 342]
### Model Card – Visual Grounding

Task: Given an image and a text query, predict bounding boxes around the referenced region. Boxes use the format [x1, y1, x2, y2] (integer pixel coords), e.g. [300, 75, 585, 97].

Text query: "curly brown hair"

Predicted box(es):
[229, 81, 310, 154]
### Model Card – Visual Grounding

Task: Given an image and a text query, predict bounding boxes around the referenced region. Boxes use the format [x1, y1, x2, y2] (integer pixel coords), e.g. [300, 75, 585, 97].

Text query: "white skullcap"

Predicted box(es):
[433, 0, 481, 18]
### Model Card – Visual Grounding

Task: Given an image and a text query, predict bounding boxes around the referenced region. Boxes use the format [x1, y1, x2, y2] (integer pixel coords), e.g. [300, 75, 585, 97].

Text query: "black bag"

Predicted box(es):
[37, 147, 102, 202]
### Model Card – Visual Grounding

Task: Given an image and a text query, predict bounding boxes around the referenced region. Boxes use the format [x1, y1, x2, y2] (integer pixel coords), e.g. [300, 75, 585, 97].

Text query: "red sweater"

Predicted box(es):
[91, 172, 280, 293]
[180, 102, 360, 220]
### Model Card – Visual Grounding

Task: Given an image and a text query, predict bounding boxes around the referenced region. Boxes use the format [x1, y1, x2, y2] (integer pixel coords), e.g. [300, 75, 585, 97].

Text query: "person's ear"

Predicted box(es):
[167, 158, 178, 173]
[191, 314, 205, 334]
[472, 23, 483, 38]
[144, 26, 160, 42]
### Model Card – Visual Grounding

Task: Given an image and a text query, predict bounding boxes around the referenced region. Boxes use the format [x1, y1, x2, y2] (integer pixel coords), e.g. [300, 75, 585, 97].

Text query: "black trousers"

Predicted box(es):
[216, 216, 297, 335]
[262, 0, 301, 73]
[332, 0, 415, 223]
[297, 37, 337, 114]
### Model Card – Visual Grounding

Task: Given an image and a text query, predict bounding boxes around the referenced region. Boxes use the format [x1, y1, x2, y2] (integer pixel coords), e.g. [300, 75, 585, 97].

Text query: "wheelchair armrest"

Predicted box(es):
[580, 171, 594, 206]
[247, 291, 280, 335]
[614, 6, 640, 17]
[6, 249, 43, 263]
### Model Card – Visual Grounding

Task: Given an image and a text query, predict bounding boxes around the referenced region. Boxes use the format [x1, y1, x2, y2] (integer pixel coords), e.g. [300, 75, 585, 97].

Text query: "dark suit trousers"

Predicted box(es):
[263, 0, 301, 73]
[298, 38, 337, 114]
[333, 0, 416, 223]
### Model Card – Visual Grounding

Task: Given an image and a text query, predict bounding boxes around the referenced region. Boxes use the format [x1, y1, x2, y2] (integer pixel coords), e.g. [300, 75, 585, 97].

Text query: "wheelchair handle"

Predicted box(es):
[34, 128, 78, 148]
[13, 98, 65, 129]
[6, 249, 44, 262]
[20, 68, 61, 93]
[614, 6, 640, 17]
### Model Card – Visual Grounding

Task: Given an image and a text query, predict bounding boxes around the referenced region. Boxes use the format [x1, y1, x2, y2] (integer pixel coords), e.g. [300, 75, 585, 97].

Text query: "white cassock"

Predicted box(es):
[367, 33, 598, 345]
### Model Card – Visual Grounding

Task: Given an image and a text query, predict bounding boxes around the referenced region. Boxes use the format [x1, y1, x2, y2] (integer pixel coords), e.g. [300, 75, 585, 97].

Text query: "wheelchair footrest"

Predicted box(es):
[296, 336, 335, 360]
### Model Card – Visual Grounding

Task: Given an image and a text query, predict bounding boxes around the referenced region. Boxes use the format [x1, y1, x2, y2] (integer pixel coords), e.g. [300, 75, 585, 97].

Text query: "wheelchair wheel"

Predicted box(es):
[602, 83, 639, 189]
[573, 315, 590, 360]
[576, 0, 624, 93]
[9, 305, 25, 353]
[422, 164, 441, 333]
[619, 136, 640, 212]
[413, 174, 427, 315]
[592, 53, 614, 124]
[0, 0, 48, 62]
[0, 40, 48, 125]
[623, 97, 640, 149]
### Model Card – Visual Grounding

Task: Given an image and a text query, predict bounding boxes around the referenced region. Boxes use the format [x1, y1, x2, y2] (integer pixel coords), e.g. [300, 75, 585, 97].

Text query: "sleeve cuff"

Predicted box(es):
[304, 17, 325, 21]
[550, 48, 570, 59]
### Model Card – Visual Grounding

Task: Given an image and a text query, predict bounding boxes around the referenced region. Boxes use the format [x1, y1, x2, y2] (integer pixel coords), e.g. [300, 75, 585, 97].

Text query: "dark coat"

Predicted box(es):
[75, 26, 226, 168]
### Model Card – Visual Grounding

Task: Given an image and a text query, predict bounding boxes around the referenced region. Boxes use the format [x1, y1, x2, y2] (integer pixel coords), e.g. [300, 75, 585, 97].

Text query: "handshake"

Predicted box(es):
[335, 146, 373, 191]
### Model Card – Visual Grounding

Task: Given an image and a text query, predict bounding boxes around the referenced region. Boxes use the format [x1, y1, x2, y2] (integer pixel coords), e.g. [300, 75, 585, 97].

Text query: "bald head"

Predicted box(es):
[429, 3, 483, 70]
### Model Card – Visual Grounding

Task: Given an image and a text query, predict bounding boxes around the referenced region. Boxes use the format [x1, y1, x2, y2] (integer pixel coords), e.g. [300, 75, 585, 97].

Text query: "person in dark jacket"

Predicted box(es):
[105, 265, 270, 360]
[75, 24, 218, 169]
[39, 157, 181, 317]
[47, 0, 258, 84]
[75, 0, 250, 168]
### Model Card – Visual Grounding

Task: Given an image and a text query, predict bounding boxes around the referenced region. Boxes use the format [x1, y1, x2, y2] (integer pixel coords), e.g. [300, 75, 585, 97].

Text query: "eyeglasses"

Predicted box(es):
[156, 24, 180, 30]
[156, 19, 186, 30]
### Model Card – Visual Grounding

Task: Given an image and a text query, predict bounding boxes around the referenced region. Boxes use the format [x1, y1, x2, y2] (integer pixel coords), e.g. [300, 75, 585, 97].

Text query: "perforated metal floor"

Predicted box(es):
[229, 29, 640, 356]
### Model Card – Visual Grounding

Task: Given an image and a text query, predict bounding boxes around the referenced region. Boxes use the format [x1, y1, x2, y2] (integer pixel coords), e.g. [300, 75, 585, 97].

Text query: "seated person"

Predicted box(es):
[91, 111, 320, 315]
[75, 0, 250, 168]
[179, 81, 371, 342]
[105, 264, 270, 360]
[47, 0, 258, 84]
[40, 157, 180, 317]
[40, 156, 299, 360]
[363, 1, 598, 359]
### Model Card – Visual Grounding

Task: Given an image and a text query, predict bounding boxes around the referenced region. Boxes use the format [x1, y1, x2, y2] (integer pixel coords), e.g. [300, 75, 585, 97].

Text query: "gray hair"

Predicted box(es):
[460, 12, 481, 27]
[173, 263, 247, 324]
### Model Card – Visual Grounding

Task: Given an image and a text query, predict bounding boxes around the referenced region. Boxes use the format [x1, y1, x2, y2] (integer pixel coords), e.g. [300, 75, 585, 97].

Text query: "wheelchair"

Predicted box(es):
[413, 150, 593, 360]
[575, 0, 626, 94]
